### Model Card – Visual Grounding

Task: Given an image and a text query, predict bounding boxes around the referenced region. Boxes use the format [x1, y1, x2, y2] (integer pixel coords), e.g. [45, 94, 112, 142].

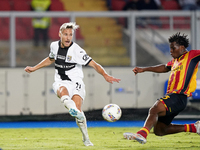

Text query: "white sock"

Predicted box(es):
[61, 95, 79, 111]
[76, 112, 89, 141]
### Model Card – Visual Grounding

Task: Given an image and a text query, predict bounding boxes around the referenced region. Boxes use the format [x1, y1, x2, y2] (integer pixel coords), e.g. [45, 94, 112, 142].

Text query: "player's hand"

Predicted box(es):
[132, 67, 144, 75]
[104, 74, 121, 84]
[24, 66, 35, 73]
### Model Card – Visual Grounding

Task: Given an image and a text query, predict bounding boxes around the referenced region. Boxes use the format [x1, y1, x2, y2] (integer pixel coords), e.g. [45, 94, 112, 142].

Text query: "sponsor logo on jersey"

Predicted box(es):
[67, 55, 72, 61]
[55, 63, 75, 69]
[57, 55, 66, 60]
[82, 54, 89, 61]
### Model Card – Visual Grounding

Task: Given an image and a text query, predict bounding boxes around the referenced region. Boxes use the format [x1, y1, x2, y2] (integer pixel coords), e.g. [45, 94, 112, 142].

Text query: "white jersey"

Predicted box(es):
[49, 41, 92, 82]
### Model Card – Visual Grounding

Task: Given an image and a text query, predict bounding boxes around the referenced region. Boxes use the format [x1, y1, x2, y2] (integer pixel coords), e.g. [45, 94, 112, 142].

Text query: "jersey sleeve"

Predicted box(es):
[49, 42, 55, 59]
[166, 60, 172, 70]
[190, 50, 200, 63]
[74, 45, 92, 66]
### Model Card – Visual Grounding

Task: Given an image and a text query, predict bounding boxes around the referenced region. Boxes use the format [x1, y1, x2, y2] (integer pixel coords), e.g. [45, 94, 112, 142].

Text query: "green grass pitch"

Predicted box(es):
[0, 127, 199, 150]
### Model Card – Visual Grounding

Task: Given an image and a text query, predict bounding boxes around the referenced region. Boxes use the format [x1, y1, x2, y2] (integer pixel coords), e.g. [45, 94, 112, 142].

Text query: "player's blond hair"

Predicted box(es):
[59, 22, 79, 34]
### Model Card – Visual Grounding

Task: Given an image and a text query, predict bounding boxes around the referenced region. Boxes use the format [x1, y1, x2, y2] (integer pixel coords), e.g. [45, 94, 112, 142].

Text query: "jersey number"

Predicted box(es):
[76, 82, 81, 91]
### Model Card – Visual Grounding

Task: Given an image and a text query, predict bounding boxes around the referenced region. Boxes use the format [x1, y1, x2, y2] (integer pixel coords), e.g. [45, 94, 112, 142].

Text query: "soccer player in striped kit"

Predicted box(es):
[25, 22, 120, 146]
[124, 32, 200, 144]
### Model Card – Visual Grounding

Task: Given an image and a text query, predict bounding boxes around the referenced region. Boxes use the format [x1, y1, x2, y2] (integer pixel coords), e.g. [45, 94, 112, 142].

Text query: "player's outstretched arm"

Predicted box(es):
[88, 60, 121, 84]
[133, 64, 170, 75]
[24, 57, 55, 73]
[132, 67, 145, 75]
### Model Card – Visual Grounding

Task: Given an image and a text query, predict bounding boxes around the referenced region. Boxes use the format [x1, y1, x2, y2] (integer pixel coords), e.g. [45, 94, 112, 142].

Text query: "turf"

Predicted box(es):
[0, 127, 199, 150]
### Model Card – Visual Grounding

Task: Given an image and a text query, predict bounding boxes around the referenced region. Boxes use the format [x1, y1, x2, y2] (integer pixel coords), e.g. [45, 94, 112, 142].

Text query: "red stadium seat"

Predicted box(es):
[159, 17, 170, 29]
[161, 0, 181, 10]
[159, 16, 191, 29]
[16, 23, 34, 40]
[0, 18, 3, 26]
[50, 0, 64, 11]
[0, 18, 10, 39]
[26, 25, 34, 39]
[111, 0, 126, 10]
[0, 18, 9, 26]
[49, 24, 60, 40]
[16, 18, 32, 26]
[12, 0, 31, 11]
[22, 18, 32, 26]
[0, 24, 9, 40]
[3, 18, 9, 25]
[16, 25, 27, 40]
[56, 17, 70, 24]
[15, 17, 33, 40]
[173, 17, 190, 29]
[0, 0, 11, 11]
[118, 17, 126, 27]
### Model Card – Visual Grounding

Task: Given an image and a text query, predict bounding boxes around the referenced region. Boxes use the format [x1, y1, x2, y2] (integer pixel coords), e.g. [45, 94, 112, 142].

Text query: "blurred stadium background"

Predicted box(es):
[0, 0, 200, 122]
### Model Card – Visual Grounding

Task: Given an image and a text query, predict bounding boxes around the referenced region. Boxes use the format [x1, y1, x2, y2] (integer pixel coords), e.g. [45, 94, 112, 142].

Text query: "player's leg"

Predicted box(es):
[154, 118, 200, 136]
[143, 100, 166, 132]
[73, 95, 93, 146]
[153, 94, 199, 136]
[124, 93, 199, 144]
[124, 100, 166, 144]
[124, 94, 189, 144]
[56, 85, 84, 120]
[154, 117, 185, 136]
[185, 121, 200, 135]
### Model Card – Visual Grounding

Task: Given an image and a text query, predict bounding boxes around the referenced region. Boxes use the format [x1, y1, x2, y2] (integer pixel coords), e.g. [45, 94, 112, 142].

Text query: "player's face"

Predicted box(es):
[169, 42, 185, 59]
[59, 28, 73, 48]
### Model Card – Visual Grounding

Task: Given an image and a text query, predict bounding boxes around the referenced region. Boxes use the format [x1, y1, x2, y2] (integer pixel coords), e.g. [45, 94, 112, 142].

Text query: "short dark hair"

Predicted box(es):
[168, 32, 189, 48]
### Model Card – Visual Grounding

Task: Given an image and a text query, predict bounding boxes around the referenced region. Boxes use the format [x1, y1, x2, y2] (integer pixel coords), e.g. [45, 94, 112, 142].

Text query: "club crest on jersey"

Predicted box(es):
[67, 55, 72, 61]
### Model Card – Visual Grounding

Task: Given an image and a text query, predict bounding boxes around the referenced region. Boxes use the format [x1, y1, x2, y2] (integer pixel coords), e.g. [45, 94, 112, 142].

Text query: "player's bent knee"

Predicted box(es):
[154, 130, 164, 136]
[149, 104, 164, 115]
[154, 127, 166, 136]
[149, 106, 157, 114]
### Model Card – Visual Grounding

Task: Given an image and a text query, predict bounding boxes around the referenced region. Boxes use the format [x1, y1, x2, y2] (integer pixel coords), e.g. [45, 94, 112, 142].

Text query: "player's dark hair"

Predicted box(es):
[168, 32, 189, 48]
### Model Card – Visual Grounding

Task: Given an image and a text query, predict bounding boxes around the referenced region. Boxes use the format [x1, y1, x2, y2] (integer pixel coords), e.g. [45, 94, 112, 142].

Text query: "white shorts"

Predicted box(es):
[52, 80, 86, 100]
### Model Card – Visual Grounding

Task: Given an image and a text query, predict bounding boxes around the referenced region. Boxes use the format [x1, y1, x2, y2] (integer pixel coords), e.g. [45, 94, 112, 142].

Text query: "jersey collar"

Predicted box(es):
[178, 50, 188, 60]
[58, 40, 73, 50]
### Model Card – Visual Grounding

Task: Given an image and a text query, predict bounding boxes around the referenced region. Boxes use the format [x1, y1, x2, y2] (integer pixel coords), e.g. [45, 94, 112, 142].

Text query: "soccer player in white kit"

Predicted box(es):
[24, 22, 121, 146]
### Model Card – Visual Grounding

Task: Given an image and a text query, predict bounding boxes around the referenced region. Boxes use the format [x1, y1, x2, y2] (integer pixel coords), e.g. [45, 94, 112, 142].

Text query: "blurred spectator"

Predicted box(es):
[122, 0, 140, 11]
[138, 0, 161, 10]
[178, 0, 200, 11]
[154, 0, 163, 9]
[31, 0, 51, 47]
[122, 0, 162, 28]
[138, 0, 162, 28]
[106, 0, 112, 10]
[178, 0, 200, 10]
[122, 0, 161, 11]
[122, 0, 141, 28]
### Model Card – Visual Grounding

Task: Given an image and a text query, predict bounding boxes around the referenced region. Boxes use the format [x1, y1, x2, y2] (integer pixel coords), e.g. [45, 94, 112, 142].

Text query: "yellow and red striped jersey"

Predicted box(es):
[166, 50, 200, 97]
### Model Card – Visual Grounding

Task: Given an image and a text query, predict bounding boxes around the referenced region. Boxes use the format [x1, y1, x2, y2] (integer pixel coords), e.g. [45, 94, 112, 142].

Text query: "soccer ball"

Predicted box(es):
[102, 104, 122, 122]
